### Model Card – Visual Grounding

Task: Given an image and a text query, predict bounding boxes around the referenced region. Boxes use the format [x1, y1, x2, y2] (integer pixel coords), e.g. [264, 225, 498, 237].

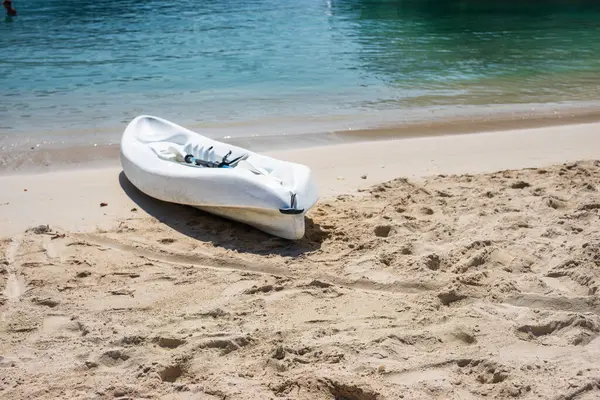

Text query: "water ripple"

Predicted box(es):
[2, 0, 600, 138]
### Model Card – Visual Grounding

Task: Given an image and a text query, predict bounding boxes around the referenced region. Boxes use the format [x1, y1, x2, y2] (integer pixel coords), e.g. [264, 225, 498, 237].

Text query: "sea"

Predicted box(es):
[2, 0, 600, 151]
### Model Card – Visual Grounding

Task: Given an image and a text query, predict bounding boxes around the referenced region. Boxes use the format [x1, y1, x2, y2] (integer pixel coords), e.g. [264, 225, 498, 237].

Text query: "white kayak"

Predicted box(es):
[119, 115, 319, 240]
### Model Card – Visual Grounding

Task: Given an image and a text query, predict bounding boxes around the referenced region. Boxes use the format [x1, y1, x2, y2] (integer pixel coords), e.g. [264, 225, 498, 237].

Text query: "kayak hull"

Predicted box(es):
[119, 115, 318, 240]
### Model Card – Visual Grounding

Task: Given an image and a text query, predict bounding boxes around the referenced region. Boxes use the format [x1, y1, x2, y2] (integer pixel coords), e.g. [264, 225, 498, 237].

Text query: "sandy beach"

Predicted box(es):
[2, 121, 600, 399]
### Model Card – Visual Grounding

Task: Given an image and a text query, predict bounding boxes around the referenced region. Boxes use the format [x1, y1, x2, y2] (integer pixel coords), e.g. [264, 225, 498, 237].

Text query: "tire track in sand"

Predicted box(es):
[78, 233, 441, 296]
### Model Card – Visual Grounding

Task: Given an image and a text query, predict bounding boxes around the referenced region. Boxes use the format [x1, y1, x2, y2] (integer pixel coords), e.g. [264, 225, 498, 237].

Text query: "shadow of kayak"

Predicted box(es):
[118, 171, 328, 256]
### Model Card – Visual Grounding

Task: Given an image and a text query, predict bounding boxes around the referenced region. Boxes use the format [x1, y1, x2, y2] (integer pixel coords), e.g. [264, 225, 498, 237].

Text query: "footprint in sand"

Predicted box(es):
[42, 235, 61, 261]
[2, 236, 26, 300]
[5, 236, 20, 265]
[3, 273, 26, 299]
[42, 315, 87, 336]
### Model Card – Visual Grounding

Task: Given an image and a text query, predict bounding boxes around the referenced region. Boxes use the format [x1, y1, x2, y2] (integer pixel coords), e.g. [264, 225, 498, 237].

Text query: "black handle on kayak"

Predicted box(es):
[279, 193, 304, 215]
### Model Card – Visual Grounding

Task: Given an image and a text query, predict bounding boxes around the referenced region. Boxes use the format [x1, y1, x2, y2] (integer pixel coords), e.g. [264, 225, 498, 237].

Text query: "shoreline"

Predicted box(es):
[1, 120, 599, 237]
[2, 102, 600, 175]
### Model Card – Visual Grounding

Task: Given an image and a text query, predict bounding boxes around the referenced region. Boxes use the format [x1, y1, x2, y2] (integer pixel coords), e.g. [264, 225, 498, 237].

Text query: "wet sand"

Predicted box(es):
[2, 103, 600, 175]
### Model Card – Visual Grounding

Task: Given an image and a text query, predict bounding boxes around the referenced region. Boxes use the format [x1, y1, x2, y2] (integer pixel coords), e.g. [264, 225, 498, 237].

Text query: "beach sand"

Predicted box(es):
[1, 122, 600, 399]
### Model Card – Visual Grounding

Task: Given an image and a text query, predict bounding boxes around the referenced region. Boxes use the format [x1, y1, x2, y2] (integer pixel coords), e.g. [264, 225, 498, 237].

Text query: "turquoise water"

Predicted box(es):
[2, 0, 600, 148]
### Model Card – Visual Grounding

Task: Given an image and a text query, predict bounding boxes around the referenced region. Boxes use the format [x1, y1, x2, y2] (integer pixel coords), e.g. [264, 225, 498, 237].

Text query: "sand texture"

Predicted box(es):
[2, 160, 600, 399]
